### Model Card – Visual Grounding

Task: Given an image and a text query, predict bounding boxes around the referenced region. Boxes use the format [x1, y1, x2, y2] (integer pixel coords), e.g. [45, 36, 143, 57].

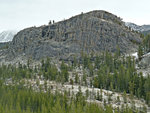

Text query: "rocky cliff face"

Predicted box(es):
[6, 10, 142, 61]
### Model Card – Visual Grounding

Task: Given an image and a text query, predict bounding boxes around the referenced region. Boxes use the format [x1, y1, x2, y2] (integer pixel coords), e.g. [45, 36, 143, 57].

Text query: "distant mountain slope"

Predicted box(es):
[0, 31, 17, 43]
[125, 22, 150, 34]
[142, 30, 150, 35]
[5, 10, 142, 61]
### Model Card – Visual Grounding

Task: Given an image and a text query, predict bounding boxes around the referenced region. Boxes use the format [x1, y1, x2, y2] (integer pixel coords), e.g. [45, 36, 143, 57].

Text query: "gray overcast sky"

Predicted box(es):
[0, 0, 150, 32]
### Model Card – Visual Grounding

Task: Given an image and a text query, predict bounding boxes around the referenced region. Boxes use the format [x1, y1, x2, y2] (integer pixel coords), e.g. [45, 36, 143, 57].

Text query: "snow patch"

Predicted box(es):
[0, 30, 17, 42]
[131, 52, 138, 59]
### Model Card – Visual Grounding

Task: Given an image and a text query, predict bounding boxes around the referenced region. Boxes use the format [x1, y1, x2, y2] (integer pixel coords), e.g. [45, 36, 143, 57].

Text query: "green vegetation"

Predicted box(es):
[143, 34, 150, 53]
[0, 80, 141, 113]
[0, 48, 149, 112]
[138, 34, 150, 59]
[77, 51, 150, 106]
[0, 84, 100, 113]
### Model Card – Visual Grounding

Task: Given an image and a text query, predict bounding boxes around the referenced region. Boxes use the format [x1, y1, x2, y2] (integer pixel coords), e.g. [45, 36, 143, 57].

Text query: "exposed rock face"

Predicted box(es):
[6, 10, 142, 61]
[138, 52, 150, 76]
[139, 53, 150, 68]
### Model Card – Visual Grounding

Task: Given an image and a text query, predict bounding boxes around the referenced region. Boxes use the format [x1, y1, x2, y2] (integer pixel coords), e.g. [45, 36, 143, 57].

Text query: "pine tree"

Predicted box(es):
[123, 91, 127, 103]
[138, 45, 143, 60]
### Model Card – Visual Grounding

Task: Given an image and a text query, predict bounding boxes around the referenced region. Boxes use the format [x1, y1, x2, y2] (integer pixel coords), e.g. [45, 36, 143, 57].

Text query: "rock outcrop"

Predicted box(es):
[138, 52, 150, 76]
[6, 10, 142, 61]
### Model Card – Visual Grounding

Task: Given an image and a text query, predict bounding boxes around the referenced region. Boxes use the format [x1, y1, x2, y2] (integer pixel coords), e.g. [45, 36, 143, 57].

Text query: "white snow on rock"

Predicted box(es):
[143, 52, 150, 57]
[125, 22, 150, 32]
[131, 52, 138, 59]
[0, 30, 17, 43]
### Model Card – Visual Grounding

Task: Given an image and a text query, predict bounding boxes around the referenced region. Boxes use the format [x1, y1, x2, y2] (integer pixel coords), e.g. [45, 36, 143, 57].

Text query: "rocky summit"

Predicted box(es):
[6, 10, 142, 61]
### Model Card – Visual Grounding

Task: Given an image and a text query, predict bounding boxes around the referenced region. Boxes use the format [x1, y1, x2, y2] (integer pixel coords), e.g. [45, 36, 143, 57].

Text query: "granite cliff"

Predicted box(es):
[5, 10, 142, 61]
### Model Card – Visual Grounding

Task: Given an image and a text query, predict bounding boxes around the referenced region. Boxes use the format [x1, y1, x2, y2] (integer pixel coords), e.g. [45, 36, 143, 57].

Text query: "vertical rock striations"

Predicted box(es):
[6, 10, 142, 61]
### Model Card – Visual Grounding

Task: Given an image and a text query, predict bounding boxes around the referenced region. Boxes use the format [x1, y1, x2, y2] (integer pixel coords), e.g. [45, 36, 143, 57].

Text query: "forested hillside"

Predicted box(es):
[0, 50, 149, 113]
[0, 10, 149, 113]
[138, 34, 150, 58]
[0, 84, 137, 113]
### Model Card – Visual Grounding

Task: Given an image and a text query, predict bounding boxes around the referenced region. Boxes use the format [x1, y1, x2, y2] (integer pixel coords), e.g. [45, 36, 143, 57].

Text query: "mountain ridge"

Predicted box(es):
[1, 10, 142, 61]
[0, 30, 17, 43]
[125, 22, 150, 34]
